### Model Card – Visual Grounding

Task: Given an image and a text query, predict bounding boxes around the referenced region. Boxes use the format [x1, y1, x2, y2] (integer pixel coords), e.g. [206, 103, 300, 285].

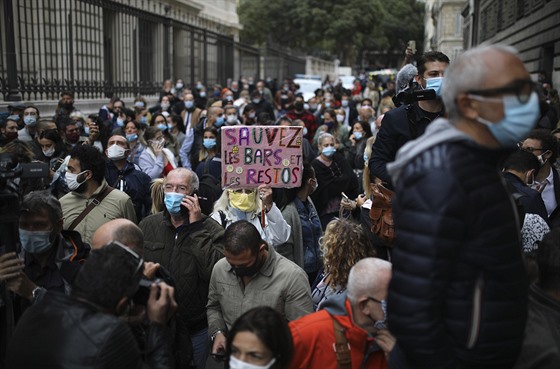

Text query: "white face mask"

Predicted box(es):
[107, 144, 127, 161]
[65, 170, 88, 191]
[336, 114, 345, 123]
[227, 115, 238, 125]
[42, 147, 56, 157]
[229, 356, 276, 369]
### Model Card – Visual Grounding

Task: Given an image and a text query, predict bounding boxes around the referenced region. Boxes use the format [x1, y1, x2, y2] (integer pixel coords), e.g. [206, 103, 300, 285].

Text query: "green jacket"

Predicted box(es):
[140, 212, 224, 330]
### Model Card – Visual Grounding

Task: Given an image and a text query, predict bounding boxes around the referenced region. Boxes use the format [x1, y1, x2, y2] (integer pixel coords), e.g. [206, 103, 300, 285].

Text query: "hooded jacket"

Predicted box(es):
[386, 118, 528, 369]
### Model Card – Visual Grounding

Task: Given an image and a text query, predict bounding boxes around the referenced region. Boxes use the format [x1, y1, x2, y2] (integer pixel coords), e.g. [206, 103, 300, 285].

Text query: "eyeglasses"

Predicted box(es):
[517, 142, 545, 153]
[467, 79, 536, 104]
[164, 184, 190, 193]
[110, 240, 144, 276]
[368, 296, 383, 304]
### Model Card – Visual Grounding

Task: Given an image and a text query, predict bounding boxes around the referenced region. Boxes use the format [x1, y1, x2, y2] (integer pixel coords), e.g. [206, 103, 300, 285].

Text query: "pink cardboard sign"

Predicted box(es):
[221, 125, 303, 189]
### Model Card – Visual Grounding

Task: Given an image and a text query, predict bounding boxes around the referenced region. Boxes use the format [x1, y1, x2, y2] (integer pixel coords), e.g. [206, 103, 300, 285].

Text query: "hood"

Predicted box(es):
[387, 118, 472, 184]
[320, 291, 348, 316]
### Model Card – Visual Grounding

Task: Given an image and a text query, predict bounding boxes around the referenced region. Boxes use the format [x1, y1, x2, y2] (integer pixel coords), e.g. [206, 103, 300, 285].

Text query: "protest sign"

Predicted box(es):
[221, 125, 303, 189]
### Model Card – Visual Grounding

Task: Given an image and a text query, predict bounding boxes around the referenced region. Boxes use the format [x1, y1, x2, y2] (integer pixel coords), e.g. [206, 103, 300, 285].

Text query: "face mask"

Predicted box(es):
[426, 77, 444, 97]
[525, 171, 535, 186]
[322, 146, 336, 157]
[66, 132, 80, 143]
[325, 121, 334, 130]
[140, 116, 148, 125]
[134, 101, 145, 108]
[372, 299, 388, 330]
[231, 253, 263, 278]
[336, 114, 345, 123]
[363, 152, 369, 163]
[294, 102, 304, 111]
[164, 192, 185, 214]
[24, 116, 37, 126]
[475, 92, 539, 148]
[107, 144, 127, 161]
[227, 115, 238, 125]
[248, 112, 256, 119]
[228, 190, 257, 212]
[176, 83, 183, 89]
[304, 103, 310, 110]
[203, 138, 217, 149]
[215, 116, 225, 127]
[196, 83, 203, 90]
[116, 118, 125, 127]
[537, 151, 549, 166]
[341, 100, 349, 107]
[65, 170, 88, 191]
[303, 127, 308, 136]
[325, 102, 332, 108]
[229, 355, 276, 369]
[19, 229, 52, 254]
[310, 104, 317, 110]
[5, 131, 18, 141]
[161, 103, 170, 110]
[354, 131, 363, 140]
[200, 92, 206, 98]
[185, 100, 194, 109]
[252, 98, 261, 104]
[310, 179, 318, 194]
[157, 123, 168, 131]
[167, 123, 176, 130]
[42, 146, 56, 157]
[84, 126, 90, 136]
[126, 133, 138, 142]
[226, 95, 234, 102]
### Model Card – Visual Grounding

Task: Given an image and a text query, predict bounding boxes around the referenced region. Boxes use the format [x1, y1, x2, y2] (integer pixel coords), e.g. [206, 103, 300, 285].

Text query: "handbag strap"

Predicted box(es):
[68, 186, 114, 231]
[332, 317, 352, 369]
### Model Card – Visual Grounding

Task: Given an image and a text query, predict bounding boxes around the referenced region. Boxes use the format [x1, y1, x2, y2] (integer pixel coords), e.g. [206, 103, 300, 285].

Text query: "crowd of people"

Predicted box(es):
[0, 42, 559, 369]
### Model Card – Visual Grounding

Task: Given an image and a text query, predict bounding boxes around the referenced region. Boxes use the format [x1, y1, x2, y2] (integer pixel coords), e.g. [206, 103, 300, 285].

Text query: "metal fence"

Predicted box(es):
[0, 0, 305, 102]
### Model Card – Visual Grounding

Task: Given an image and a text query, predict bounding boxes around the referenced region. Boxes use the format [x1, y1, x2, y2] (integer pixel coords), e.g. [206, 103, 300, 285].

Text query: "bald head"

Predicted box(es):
[91, 218, 144, 255]
[347, 258, 392, 304]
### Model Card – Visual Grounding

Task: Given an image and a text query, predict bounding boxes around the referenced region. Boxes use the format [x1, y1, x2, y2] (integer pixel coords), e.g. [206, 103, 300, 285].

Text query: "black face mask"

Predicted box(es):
[294, 102, 304, 111]
[232, 253, 263, 277]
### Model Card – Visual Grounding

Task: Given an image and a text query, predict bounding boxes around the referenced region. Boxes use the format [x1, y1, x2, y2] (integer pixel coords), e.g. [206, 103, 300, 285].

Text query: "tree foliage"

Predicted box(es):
[238, 0, 424, 66]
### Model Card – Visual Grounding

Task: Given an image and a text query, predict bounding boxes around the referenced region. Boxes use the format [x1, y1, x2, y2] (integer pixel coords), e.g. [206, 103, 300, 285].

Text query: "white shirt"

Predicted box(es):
[540, 167, 557, 217]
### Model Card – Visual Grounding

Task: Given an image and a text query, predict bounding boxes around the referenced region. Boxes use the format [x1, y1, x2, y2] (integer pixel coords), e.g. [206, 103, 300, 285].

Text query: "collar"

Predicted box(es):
[25, 245, 58, 271]
[71, 179, 108, 199]
[545, 166, 554, 184]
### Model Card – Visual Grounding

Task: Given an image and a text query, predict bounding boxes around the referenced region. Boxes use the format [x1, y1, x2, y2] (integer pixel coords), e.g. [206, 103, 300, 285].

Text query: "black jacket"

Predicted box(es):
[548, 167, 560, 229]
[105, 160, 152, 221]
[387, 123, 528, 369]
[369, 103, 441, 189]
[139, 212, 224, 332]
[6, 292, 173, 369]
[503, 171, 549, 221]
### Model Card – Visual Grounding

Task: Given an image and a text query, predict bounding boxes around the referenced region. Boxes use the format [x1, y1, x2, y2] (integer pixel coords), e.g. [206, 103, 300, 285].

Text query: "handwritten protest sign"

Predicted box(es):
[221, 125, 303, 189]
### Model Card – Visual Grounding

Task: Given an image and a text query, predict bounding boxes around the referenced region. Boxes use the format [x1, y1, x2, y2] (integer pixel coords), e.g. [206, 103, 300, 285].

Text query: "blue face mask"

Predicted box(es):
[203, 138, 217, 149]
[373, 299, 388, 330]
[426, 77, 444, 97]
[322, 146, 336, 157]
[325, 121, 334, 130]
[24, 116, 37, 126]
[157, 123, 168, 131]
[185, 101, 194, 109]
[215, 116, 225, 127]
[363, 152, 368, 163]
[19, 229, 52, 254]
[353, 131, 363, 140]
[164, 192, 184, 214]
[341, 100, 349, 107]
[116, 118, 125, 127]
[84, 126, 90, 136]
[126, 133, 138, 142]
[474, 92, 540, 148]
[140, 116, 148, 125]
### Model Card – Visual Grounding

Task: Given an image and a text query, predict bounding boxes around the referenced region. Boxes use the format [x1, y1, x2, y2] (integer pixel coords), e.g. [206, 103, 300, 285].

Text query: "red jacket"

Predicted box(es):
[289, 297, 387, 369]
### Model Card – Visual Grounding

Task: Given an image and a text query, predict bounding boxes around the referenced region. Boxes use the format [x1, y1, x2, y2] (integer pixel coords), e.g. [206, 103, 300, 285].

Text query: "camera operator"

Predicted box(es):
[0, 191, 89, 310]
[6, 242, 176, 369]
[369, 51, 450, 189]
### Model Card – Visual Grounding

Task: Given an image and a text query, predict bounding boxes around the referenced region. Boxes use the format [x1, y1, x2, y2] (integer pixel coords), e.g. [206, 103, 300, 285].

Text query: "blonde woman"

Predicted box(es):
[311, 218, 376, 310]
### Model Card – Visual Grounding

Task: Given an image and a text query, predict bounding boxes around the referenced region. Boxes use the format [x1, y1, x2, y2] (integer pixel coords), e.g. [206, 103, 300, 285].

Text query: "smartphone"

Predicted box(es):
[407, 40, 416, 54]
[341, 192, 349, 201]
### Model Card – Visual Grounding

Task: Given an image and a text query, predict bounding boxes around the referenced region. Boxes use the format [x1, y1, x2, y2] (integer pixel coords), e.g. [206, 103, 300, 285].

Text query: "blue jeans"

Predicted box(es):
[190, 327, 209, 369]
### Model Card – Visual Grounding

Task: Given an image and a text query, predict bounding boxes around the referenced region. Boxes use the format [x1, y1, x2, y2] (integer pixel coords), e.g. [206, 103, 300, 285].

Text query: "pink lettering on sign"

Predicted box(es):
[221, 126, 303, 189]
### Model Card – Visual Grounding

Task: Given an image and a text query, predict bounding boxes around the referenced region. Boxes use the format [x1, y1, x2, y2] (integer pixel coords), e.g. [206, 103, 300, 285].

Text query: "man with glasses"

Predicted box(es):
[519, 129, 560, 229]
[139, 167, 225, 369]
[6, 242, 176, 369]
[385, 45, 536, 369]
[289, 258, 394, 369]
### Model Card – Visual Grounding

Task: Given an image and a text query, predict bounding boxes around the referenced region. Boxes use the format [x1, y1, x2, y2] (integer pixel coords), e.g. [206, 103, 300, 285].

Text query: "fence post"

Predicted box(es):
[3, 0, 21, 101]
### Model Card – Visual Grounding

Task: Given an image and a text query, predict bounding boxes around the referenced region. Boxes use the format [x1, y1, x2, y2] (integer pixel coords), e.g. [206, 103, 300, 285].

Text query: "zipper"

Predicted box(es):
[467, 273, 484, 349]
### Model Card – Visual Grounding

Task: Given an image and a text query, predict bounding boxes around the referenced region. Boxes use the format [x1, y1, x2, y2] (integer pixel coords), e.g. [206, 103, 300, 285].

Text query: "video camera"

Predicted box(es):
[393, 81, 437, 107]
[0, 153, 49, 254]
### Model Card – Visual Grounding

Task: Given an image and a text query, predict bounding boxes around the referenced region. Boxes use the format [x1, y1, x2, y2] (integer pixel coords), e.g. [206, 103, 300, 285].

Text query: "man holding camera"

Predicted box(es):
[369, 51, 449, 189]
[139, 167, 225, 369]
[6, 242, 176, 369]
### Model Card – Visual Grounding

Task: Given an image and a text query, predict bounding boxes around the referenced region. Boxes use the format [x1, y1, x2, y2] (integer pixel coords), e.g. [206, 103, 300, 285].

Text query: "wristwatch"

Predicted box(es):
[211, 329, 225, 342]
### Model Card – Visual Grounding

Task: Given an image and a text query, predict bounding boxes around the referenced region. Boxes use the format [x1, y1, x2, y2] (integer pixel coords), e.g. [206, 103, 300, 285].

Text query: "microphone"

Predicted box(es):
[396, 64, 418, 94]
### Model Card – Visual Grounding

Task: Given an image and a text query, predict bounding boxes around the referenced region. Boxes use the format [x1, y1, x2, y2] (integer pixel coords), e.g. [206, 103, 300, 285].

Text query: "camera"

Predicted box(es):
[393, 81, 437, 107]
[133, 277, 162, 305]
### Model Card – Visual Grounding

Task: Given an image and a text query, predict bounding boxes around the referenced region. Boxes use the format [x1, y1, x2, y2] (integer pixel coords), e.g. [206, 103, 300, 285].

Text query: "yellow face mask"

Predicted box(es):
[228, 190, 257, 212]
